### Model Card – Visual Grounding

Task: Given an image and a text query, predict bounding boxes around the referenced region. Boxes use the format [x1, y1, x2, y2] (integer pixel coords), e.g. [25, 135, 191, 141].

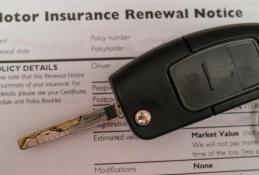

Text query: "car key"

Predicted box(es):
[18, 23, 259, 150]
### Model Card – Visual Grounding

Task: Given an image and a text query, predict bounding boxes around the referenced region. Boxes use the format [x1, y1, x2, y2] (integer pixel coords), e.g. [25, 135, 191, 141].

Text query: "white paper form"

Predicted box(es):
[1, 0, 259, 174]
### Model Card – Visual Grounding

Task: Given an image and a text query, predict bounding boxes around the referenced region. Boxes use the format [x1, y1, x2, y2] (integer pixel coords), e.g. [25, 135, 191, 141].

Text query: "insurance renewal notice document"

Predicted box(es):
[1, 0, 259, 174]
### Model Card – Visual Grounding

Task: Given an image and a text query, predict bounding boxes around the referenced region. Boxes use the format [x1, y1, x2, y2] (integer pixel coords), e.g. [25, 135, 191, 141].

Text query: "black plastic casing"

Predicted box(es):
[109, 23, 259, 139]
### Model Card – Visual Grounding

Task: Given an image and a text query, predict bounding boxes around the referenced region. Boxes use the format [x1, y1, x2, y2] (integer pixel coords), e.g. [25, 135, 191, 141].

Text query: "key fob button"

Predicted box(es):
[227, 39, 259, 88]
[169, 40, 245, 111]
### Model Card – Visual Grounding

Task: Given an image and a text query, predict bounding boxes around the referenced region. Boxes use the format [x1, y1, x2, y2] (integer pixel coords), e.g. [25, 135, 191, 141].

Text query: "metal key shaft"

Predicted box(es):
[18, 104, 122, 150]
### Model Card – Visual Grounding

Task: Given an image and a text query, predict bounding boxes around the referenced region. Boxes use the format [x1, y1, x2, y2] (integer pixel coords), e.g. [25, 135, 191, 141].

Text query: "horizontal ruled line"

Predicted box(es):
[92, 104, 111, 107]
[93, 124, 259, 134]
[184, 124, 259, 130]
[93, 130, 131, 133]
[94, 155, 259, 166]
[92, 92, 113, 95]
[157, 168, 259, 175]
[92, 81, 109, 84]
[0, 57, 134, 63]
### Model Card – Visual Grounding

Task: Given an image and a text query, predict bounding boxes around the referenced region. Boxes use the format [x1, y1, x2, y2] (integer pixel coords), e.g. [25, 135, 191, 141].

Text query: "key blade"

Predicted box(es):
[18, 104, 122, 150]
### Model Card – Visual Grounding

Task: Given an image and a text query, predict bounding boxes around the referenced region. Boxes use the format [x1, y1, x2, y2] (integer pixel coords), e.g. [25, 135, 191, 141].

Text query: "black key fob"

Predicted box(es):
[109, 23, 259, 139]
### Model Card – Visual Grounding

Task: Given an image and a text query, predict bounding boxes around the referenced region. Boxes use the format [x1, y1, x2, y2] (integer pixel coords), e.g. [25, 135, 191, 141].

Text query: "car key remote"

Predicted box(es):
[18, 23, 259, 150]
